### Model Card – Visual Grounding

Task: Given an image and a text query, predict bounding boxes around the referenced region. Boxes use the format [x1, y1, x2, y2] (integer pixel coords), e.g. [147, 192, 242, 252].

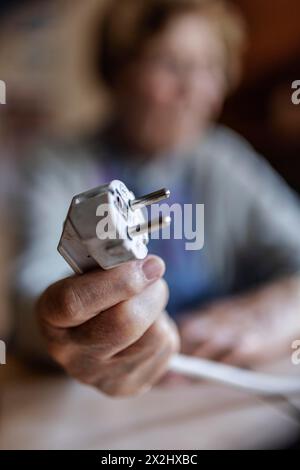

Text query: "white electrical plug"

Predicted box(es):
[58, 180, 170, 274]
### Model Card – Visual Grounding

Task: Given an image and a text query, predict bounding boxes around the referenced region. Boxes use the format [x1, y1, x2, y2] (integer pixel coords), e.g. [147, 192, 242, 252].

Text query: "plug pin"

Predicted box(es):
[130, 188, 170, 211]
[128, 215, 171, 238]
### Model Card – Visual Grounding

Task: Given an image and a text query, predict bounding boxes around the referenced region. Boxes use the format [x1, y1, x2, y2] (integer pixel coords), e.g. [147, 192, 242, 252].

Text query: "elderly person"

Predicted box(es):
[13, 0, 300, 396]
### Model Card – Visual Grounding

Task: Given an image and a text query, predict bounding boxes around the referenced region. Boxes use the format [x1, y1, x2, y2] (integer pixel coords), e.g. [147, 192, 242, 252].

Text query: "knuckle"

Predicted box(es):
[65, 351, 106, 384]
[160, 277, 169, 294]
[107, 283, 171, 352]
[160, 332, 179, 359]
[110, 303, 142, 345]
[157, 319, 180, 356]
[119, 268, 143, 298]
[169, 330, 181, 354]
[155, 279, 170, 309]
[54, 281, 82, 322]
[151, 319, 170, 347]
[144, 316, 180, 358]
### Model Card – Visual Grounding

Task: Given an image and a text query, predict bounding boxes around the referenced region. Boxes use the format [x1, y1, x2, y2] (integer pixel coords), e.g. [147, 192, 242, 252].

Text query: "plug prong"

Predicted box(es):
[128, 215, 171, 238]
[130, 188, 170, 211]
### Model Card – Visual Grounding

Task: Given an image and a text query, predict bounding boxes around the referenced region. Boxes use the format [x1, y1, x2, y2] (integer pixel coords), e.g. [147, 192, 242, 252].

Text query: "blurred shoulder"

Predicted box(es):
[200, 125, 300, 206]
[202, 124, 260, 166]
[16, 137, 107, 212]
[20, 134, 107, 188]
[200, 125, 278, 186]
[21, 135, 95, 173]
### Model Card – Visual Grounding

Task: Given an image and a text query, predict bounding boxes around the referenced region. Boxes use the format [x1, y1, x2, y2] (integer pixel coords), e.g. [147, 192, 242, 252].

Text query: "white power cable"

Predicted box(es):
[169, 354, 300, 396]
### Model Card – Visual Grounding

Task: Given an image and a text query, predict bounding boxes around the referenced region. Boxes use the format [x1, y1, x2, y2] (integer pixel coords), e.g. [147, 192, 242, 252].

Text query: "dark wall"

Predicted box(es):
[222, 0, 300, 192]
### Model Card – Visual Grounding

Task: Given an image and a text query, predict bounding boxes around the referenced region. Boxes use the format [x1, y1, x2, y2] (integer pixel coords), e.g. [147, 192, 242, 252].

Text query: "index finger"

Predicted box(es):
[38, 255, 165, 328]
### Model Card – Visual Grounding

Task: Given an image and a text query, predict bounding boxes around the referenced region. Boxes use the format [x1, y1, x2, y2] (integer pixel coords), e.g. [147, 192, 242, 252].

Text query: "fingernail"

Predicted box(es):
[142, 257, 165, 281]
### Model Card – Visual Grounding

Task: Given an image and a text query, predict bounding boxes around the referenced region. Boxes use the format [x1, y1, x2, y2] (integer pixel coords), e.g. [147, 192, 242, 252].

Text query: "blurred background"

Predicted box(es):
[1, 0, 299, 339]
[0, 0, 300, 449]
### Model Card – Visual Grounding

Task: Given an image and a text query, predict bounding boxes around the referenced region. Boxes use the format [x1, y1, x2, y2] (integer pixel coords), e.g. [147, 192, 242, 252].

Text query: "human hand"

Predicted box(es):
[37, 256, 180, 397]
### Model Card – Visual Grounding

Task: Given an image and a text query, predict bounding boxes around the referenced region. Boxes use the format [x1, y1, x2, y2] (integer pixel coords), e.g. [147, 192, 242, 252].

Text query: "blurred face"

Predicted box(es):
[115, 13, 227, 155]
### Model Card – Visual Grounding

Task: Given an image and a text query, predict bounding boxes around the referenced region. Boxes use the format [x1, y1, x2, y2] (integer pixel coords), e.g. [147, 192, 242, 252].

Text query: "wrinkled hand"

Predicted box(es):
[37, 256, 180, 397]
[179, 278, 300, 368]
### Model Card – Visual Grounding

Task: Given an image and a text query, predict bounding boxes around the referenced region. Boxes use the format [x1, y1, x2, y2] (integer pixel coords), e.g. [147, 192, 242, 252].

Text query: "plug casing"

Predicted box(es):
[58, 180, 148, 273]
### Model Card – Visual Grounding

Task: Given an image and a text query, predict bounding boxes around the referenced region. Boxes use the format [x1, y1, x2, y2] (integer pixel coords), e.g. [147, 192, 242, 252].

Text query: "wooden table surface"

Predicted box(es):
[1, 356, 299, 450]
